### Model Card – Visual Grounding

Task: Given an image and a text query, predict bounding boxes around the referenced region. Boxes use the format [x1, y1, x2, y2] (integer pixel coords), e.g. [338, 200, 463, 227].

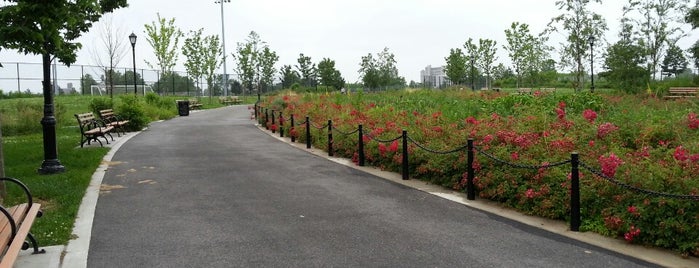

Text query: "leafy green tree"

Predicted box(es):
[296, 53, 317, 87]
[359, 47, 404, 90]
[603, 23, 649, 93]
[258, 47, 279, 92]
[548, 0, 607, 92]
[686, 2, 699, 68]
[81, 73, 99, 95]
[144, 13, 183, 75]
[280, 65, 300, 89]
[661, 42, 688, 77]
[153, 72, 195, 95]
[202, 34, 223, 97]
[444, 48, 467, 85]
[504, 22, 534, 88]
[625, 0, 690, 80]
[233, 42, 255, 92]
[478, 39, 498, 89]
[317, 58, 345, 90]
[359, 53, 381, 89]
[463, 38, 479, 89]
[182, 29, 205, 94]
[0, 0, 128, 174]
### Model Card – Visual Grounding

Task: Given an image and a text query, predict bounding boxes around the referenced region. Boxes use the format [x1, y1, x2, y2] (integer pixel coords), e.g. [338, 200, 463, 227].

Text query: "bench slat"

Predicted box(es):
[0, 204, 41, 268]
[0, 204, 28, 253]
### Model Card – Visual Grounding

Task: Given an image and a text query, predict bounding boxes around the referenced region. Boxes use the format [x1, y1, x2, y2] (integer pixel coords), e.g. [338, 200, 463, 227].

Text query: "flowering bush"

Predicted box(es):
[261, 89, 699, 256]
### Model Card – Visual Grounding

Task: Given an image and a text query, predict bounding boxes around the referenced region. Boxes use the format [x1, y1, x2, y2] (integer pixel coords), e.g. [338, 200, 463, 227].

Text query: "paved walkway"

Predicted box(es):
[15, 105, 698, 267]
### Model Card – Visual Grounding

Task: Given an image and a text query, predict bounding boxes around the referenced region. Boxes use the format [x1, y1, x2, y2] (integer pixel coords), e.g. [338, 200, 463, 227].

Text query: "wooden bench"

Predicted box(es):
[99, 109, 129, 137]
[664, 87, 699, 99]
[539, 87, 556, 93]
[517, 88, 533, 94]
[188, 99, 203, 110]
[0, 177, 45, 267]
[75, 112, 114, 148]
[219, 96, 242, 105]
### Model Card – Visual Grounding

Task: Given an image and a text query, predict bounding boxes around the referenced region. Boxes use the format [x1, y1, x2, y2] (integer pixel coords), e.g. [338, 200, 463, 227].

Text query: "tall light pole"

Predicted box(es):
[470, 56, 475, 91]
[129, 33, 137, 95]
[216, 0, 231, 96]
[588, 35, 595, 93]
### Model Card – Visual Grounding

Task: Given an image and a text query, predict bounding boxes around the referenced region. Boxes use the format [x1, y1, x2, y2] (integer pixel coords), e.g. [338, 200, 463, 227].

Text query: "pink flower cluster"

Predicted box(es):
[599, 153, 624, 177]
[672, 146, 699, 162]
[624, 225, 641, 242]
[583, 109, 597, 123]
[597, 122, 619, 139]
[688, 113, 699, 129]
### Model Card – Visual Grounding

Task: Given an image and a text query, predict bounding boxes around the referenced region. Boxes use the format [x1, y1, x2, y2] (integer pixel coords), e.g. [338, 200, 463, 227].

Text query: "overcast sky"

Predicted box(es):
[1, 0, 697, 91]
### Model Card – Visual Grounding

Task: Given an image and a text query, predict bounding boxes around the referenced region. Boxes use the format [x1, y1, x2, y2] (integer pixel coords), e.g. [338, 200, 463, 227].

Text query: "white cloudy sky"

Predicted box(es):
[1, 0, 697, 90]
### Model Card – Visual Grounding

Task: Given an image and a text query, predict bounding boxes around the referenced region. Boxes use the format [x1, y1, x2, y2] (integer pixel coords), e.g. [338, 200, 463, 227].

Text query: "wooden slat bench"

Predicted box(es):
[664, 87, 699, 99]
[517, 88, 533, 94]
[75, 112, 114, 148]
[219, 96, 242, 105]
[188, 99, 203, 110]
[0, 177, 45, 267]
[99, 109, 129, 137]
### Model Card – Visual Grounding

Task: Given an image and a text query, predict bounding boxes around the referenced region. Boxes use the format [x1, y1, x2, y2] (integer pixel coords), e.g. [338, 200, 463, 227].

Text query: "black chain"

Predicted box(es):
[407, 136, 467, 154]
[334, 127, 359, 136]
[580, 162, 699, 201]
[309, 121, 328, 130]
[364, 132, 403, 143]
[295, 120, 307, 126]
[474, 146, 571, 169]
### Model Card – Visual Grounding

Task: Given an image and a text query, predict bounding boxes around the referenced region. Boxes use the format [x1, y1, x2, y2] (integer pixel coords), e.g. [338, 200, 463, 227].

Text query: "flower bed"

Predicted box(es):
[259, 89, 699, 256]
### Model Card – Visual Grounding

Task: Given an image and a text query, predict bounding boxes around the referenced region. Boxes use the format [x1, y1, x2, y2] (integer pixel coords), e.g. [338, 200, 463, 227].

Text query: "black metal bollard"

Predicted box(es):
[254, 103, 258, 121]
[279, 111, 284, 137]
[328, 120, 333, 157]
[402, 130, 409, 180]
[305, 116, 311, 149]
[358, 124, 365, 166]
[264, 109, 269, 129]
[570, 152, 580, 232]
[290, 114, 296, 142]
[271, 110, 276, 133]
[467, 139, 476, 200]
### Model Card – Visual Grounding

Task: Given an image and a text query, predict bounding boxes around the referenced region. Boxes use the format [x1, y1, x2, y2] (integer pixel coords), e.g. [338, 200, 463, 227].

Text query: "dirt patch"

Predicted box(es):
[138, 179, 157, 185]
[100, 184, 126, 194]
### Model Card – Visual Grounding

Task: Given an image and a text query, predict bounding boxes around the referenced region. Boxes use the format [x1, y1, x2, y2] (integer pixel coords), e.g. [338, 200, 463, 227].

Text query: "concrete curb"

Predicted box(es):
[60, 131, 141, 268]
[258, 124, 699, 268]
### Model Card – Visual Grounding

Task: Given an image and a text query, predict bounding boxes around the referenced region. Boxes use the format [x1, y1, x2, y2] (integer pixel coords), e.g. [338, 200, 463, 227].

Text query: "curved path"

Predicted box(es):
[84, 106, 656, 267]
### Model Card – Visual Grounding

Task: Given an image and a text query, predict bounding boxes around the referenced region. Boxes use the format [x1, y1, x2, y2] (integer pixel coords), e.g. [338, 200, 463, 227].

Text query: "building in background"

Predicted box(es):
[420, 65, 449, 89]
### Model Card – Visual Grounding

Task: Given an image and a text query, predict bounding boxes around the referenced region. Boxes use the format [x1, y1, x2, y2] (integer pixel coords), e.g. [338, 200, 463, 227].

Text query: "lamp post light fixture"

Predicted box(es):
[129, 32, 137, 95]
[588, 35, 595, 93]
[215, 0, 231, 97]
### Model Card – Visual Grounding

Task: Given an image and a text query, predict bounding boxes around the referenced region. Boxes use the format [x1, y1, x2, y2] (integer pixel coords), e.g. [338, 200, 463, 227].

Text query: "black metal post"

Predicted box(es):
[588, 36, 595, 93]
[570, 152, 580, 232]
[467, 138, 475, 200]
[358, 124, 365, 166]
[271, 110, 276, 133]
[305, 116, 311, 149]
[327, 120, 333, 157]
[254, 103, 258, 121]
[38, 48, 65, 174]
[290, 114, 296, 142]
[402, 130, 409, 180]
[265, 109, 269, 130]
[129, 33, 137, 95]
[279, 111, 284, 137]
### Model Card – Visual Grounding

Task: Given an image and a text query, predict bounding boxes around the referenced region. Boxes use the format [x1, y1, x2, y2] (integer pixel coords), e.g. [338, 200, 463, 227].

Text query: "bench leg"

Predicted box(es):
[24, 233, 45, 254]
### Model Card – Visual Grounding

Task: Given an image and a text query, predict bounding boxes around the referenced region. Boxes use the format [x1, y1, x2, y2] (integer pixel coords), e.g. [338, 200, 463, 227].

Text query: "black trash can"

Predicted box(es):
[177, 100, 190, 116]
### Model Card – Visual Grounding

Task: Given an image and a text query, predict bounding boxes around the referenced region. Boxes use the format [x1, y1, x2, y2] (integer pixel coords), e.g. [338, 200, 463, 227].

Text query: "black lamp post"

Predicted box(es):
[38, 49, 65, 174]
[588, 35, 595, 93]
[129, 33, 137, 95]
[470, 56, 475, 91]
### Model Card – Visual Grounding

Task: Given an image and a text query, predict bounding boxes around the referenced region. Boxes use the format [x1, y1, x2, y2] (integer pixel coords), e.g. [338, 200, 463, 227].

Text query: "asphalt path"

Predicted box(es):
[87, 105, 657, 268]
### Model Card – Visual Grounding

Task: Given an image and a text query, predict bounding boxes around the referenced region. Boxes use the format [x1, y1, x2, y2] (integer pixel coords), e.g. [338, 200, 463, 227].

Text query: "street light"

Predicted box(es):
[588, 35, 595, 93]
[215, 0, 231, 97]
[470, 56, 475, 91]
[129, 32, 137, 95]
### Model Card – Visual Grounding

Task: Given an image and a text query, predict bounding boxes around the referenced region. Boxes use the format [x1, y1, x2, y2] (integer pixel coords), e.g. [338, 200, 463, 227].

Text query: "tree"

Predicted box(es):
[201, 34, 223, 98]
[233, 42, 255, 93]
[90, 15, 127, 98]
[81, 74, 98, 95]
[153, 72, 196, 95]
[661, 41, 688, 77]
[280, 65, 300, 89]
[685, 2, 699, 68]
[144, 13, 183, 75]
[625, 0, 690, 80]
[444, 48, 467, 85]
[258, 47, 279, 92]
[547, 0, 607, 92]
[478, 39, 498, 89]
[0, 0, 128, 174]
[463, 38, 480, 89]
[358, 47, 404, 90]
[296, 53, 317, 87]
[603, 23, 649, 93]
[317, 58, 345, 90]
[504, 22, 537, 88]
[182, 29, 205, 96]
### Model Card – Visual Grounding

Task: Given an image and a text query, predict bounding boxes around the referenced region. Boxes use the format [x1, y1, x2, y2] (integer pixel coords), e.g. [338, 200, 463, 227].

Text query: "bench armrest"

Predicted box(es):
[0, 177, 34, 210]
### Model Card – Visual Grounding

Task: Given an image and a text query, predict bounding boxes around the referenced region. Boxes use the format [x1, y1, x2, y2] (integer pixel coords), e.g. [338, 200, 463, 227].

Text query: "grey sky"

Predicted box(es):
[1, 0, 696, 90]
